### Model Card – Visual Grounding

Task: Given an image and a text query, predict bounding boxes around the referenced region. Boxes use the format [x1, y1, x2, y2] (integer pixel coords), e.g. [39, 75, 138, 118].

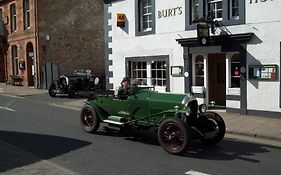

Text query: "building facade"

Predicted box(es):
[104, 0, 281, 117]
[0, 0, 105, 88]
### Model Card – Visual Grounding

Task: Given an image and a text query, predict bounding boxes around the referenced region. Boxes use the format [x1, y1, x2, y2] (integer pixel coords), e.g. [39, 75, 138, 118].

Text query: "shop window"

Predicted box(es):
[195, 55, 204, 86]
[230, 54, 240, 88]
[151, 61, 166, 86]
[129, 60, 167, 87]
[208, 0, 223, 21]
[130, 61, 147, 85]
[12, 45, 19, 75]
[10, 4, 16, 33]
[23, 0, 30, 29]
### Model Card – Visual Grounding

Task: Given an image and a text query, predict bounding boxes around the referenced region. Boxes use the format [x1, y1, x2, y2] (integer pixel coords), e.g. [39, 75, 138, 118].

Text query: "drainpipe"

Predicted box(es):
[34, 0, 40, 88]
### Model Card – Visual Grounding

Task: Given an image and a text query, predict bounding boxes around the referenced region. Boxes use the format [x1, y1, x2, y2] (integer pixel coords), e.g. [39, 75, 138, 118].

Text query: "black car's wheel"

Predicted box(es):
[81, 78, 91, 90]
[68, 84, 76, 98]
[80, 105, 100, 133]
[158, 118, 191, 155]
[200, 112, 226, 145]
[48, 83, 57, 97]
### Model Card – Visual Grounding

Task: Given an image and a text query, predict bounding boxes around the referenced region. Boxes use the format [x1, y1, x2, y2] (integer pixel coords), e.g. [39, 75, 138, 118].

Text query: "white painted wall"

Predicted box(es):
[109, 0, 186, 92]
[245, 0, 281, 112]
[108, 0, 281, 113]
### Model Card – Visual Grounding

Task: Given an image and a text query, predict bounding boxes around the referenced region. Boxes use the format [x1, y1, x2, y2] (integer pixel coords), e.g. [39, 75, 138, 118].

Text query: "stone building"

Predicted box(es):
[0, 0, 105, 88]
[104, 0, 281, 117]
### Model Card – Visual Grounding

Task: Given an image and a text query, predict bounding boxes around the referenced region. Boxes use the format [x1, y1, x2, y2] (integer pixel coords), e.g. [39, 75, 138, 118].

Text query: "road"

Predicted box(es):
[0, 94, 281, 175]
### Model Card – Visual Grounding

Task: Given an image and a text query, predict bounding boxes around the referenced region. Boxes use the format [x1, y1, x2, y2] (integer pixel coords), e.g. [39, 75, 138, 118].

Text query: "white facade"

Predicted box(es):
[104, 0, 281, 117]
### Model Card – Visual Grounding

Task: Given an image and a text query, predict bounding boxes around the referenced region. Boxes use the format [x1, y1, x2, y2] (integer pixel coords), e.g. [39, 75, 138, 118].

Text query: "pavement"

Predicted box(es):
[0, 83, 281, 174]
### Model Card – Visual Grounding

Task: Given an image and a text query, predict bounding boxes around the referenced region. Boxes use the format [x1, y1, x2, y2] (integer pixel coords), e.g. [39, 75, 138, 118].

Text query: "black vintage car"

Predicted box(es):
[48, 70, 104, 98]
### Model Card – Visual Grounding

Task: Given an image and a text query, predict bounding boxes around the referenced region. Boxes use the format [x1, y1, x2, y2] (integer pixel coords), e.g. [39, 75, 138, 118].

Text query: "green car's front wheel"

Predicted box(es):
[80, 105, 100, 133]
[158, 118, 191, 155]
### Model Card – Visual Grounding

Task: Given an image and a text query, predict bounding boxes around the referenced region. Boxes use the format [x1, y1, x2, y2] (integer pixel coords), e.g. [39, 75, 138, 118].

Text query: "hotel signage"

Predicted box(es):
[158, 7, 183, 19]
[250, 0, 274, 4]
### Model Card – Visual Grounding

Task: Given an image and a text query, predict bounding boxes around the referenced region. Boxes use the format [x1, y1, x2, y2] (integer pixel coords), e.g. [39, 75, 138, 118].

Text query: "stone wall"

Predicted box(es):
[37, 0, 105, 76]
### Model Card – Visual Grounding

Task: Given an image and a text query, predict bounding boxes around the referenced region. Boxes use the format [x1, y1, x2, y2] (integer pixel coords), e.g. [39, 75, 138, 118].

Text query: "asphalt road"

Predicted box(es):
[0, 94, 281, 175]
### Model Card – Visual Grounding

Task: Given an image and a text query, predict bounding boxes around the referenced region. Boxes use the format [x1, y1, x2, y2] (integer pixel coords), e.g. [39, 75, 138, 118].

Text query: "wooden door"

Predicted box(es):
[208, 53, 226, 106]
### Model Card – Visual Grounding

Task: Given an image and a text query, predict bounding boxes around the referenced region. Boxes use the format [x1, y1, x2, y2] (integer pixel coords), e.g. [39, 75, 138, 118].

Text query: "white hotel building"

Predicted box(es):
[103, 0, 281, 117]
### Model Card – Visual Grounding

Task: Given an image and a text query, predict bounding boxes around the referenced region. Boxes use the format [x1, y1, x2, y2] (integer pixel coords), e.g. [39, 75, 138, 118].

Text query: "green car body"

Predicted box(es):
[80, 87, 226, 155]
[87, 88, 189, 126]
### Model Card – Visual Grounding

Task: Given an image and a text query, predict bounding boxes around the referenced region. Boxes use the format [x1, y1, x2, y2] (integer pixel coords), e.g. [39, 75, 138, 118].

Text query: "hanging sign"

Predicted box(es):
[117, 13, 125, 27]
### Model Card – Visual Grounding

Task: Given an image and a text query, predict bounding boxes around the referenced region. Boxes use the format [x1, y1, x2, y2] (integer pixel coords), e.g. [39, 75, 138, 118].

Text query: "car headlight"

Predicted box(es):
[184, 104, 191, 116]
[199, 104, 207, 114]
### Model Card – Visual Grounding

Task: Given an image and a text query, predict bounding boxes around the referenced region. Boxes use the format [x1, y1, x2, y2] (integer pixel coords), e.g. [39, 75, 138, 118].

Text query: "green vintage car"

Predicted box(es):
[80, 86, 225, 155]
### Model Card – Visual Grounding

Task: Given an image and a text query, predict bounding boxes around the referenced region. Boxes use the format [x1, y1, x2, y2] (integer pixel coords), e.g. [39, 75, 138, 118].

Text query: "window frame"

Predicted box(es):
[186, 0, 245, 30]
[191, 0, 200, 22]
[10, 3, 17, 33]
[126, 55, 170, 91]
[230, 53, 240, 88]
[151, 61, 167, 87]
[135, 0, 155, 36]
[207, 0, 223, 21]
[11, 45, 19, 75]
[230, 0, 239, 20]
[193, 55, 205, 86]
[23, 0, 30, 30]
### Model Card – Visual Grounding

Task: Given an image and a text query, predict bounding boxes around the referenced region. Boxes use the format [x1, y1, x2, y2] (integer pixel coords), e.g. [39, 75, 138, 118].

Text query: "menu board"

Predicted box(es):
[248, 65, 278, 81]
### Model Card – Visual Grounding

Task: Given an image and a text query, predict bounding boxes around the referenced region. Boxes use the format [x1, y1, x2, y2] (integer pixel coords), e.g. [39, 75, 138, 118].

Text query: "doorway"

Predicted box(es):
[26, 42, 34, 86]
[208, 53, 226, 106]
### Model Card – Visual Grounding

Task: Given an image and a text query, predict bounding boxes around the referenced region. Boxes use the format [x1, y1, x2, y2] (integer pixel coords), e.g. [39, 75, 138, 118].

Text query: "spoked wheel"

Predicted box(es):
[158, 118, 191, 155]
[68, 84, 76, 98]
[80, 105, 100, 133]
[48, 83, 57, 97]
[200, 112, 226, 145]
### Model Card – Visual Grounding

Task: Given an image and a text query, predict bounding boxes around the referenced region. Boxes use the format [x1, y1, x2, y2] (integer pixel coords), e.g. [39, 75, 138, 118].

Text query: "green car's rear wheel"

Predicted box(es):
[158, 118, 191, 155]
[80, 105, 100, 133]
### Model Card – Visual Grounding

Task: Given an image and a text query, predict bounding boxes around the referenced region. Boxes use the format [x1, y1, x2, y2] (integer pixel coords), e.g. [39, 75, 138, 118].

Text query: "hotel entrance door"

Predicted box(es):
[208, 53, 226, 106]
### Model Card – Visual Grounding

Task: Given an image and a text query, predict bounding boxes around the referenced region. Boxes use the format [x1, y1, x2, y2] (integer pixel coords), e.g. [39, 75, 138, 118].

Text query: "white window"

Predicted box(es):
[131, 61, 148, 85]
[140, 0, 152, 32]
[151, 61, 166, 87]
[10, 4, 16, 33]
[23, 0, 30, 29]
[230, 0, 239, 20]
[208, 0, 223, 21]
[230, 54, 240, 88]
[195, 55, 204, 86]
[12, 45, 19, 75]
[129, 60, 167, 88]
[192, 0, 200, 21]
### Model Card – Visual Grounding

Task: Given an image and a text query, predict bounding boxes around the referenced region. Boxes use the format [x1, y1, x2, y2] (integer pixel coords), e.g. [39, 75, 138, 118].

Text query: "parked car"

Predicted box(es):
[48, 70, 104, 98]
[80, 86, 226, 155]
